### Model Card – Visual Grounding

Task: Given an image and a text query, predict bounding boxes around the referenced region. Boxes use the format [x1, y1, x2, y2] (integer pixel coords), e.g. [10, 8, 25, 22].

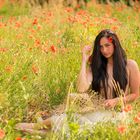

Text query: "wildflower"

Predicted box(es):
[29, 34, 34, 39]
[15, 137, 22, 140]
[123, 104, 132, 112]
[65, 7, 73, 13]
[82, 21, 87, 26]
[37, 24, 41, 30]
[117, 125, 126, 134]
[111, 26, 118, 31]
[90, 23, 94, 26]
[0, 1, 5, 9]
[134, 116, 140, 123]
[50, 45, 57, 53]
[30, 29, 36, 33]
[138, 112, 140, 117]
[15, 22, 21, 28]
[0, 48, 8, 53]
[32, 18, 38, 25]
[0, 22, 4, 28]
[35, 39, 41, 46]
[77, 10, 86, 16]
[127, 16, 131, 20]
[32, 65, 39, 75]
[68, 16, 75, 23]
[28, 47, 32, 51]
[5, 65, 12, 72]
[108, 37, 113, 43]
[47, 12, 53, 17]
[134, 112, 140, 123]
[76, 4, 81, 9]
[0, 129, 5, 139]
[22, 75, 27, 81]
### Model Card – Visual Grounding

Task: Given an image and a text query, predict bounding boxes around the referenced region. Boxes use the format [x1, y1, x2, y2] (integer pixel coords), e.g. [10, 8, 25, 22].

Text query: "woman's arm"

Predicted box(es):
[77, 46, 93, 93]
[77, 64, 92, 92]
[123, 59, 140, 103]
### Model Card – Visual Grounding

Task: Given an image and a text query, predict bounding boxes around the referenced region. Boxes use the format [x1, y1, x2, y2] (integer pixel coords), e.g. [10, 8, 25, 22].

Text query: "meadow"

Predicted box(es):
[0, 1, 140, 139]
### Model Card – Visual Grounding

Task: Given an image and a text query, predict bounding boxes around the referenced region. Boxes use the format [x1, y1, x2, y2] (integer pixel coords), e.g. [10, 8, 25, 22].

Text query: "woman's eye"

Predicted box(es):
[105, 44, 110, 47]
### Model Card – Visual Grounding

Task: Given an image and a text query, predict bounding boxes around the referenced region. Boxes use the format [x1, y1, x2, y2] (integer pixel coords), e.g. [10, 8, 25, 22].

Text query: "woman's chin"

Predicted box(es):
[103, 54, 113, 59]
[103, 55, 111, 58]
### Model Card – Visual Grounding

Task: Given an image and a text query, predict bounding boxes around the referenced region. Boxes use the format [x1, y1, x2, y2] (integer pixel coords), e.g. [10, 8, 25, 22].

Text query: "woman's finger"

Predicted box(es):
[106, 102, 110, 106]
[84, 46, 92, 51]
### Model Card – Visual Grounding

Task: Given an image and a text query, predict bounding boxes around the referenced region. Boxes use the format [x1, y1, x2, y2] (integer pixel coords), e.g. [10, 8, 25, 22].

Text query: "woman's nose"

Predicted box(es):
[102, 47, 107, 53]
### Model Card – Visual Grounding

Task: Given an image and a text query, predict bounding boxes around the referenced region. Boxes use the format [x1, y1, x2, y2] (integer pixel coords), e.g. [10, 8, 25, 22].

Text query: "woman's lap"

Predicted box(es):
[50, 110, 126, 132]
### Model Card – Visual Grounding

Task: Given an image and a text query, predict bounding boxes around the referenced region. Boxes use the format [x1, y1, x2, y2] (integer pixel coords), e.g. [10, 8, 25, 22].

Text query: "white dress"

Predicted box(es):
[51, 110, 127, 132]
[50, 92, 127, 132]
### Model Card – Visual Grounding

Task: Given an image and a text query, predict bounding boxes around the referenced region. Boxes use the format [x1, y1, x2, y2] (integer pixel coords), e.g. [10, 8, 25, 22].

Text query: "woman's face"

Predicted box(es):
[100, 37, 114, 59]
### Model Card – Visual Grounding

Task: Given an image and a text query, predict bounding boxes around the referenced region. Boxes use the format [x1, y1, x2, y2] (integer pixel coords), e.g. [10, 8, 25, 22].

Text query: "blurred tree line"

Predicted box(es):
[0, 0, 140, 9]
[16, 0, 140, 7]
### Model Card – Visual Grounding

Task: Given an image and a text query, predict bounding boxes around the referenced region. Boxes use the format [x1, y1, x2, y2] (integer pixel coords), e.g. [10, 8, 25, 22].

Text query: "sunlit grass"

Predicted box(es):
[0, 1, 140, 139]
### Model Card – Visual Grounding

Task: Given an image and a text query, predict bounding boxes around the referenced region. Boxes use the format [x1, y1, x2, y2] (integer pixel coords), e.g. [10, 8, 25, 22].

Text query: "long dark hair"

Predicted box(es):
[90, 29, 128, 99]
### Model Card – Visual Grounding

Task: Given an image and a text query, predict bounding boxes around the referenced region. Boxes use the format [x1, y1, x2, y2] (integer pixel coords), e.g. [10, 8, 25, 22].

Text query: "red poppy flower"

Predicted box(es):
[108, 37, 113, 43]
[123, 104, 132, 112]
[138, 112, 140, 117]
[117, 125, 126, 134]
[111, 26, 118, 31]
[35, 39, 41, 46]
[32, 18, 38, 25]
[37, 24, 41, 30]
[65, 7, 73, 13]
[76, 4, 81, 9]
[47, 12, 53, 17]
[0, 1, 5, 9]
[32, 65, 39, 75]
[50, 45, 57, 53]
[29, 34, 34, 39]
[0, 48, 8, 53]
[15, 22, 21, 28]
[5, 65, 12, 72]
[22, 75, 27, 81]
[15, 137, 22, 140]
[0, 129, 5, 139]
[134, 116, 140, 123]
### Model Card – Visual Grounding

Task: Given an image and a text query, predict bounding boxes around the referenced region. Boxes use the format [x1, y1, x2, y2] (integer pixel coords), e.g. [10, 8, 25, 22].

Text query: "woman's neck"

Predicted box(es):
[107, 57, 113, 65]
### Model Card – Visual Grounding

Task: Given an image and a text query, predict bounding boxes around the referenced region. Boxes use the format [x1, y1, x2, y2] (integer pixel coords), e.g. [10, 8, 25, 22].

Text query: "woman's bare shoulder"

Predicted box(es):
[127, 59, 139, 74]
[127, 59, 140, 94]
[127, 59, 139, 68]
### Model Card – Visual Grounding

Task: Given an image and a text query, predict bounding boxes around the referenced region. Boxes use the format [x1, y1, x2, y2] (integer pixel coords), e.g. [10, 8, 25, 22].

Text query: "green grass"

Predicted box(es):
[0, 1, 140, 140]
[0, 2, 29, 16]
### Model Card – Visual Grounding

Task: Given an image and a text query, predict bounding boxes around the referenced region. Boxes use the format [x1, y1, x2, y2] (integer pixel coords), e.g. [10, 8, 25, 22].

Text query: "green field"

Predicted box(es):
[0, 1, 140, 140]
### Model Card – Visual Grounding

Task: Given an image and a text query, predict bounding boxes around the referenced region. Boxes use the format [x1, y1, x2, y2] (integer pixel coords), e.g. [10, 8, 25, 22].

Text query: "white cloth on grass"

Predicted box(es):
[51, 110, 126, 132]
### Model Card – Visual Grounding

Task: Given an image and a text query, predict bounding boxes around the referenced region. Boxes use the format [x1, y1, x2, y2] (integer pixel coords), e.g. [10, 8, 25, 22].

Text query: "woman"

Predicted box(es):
[77, 29, 140, 108]
[15, 29, 140, 134]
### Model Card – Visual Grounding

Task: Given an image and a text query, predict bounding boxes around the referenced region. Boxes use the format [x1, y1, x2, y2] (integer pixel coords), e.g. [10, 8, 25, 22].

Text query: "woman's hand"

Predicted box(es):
[82, 46, 92, 64]
[104, 98, 118, 109]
